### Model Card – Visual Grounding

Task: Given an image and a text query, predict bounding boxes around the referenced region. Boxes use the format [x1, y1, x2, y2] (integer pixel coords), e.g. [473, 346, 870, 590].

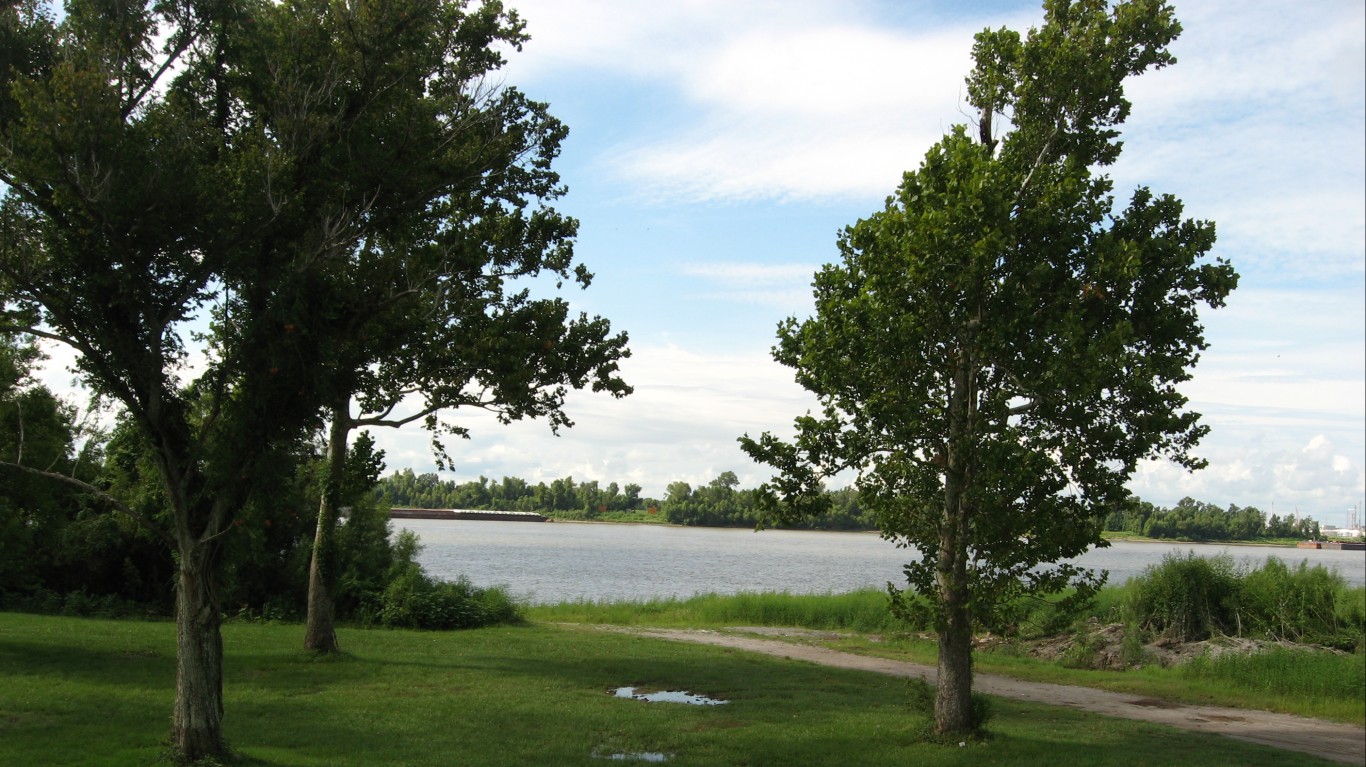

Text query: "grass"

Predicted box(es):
[527, 589, 901, 632]
[526, 587, 1366, 726]
[824, 632, 1366, 724]
[0, 612, 1346, 767]
[1098, 531, 1308, 546]
[1180, 646, 1365, 706]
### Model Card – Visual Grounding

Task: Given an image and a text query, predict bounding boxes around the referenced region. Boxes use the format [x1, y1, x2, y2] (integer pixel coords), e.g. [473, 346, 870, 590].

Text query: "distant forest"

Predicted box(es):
[373, 468, 872, 531]
[373, 469, 1324, 541]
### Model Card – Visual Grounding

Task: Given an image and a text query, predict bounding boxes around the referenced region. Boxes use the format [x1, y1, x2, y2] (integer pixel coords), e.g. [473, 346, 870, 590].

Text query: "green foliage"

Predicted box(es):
[1239, 558, 1358, 648]
[373, 531, 521, 630]
[1109, 495, 1320, 541]
[1128, 552, 1242, 641]
[0, 339, 173, 611]
[375, 469, 653, 516]
[375, 469, 880, 530]
[1123, 553, 1364, 649]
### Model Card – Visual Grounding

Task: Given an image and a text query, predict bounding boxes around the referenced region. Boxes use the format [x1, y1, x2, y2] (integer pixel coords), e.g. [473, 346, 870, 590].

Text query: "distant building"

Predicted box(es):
[1321, 525, 1364, 539]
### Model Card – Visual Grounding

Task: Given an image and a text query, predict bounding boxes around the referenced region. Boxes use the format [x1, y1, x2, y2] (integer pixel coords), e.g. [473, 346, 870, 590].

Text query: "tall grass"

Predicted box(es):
[527, 588, 904, 632]
[1180, 645, 1365, 704]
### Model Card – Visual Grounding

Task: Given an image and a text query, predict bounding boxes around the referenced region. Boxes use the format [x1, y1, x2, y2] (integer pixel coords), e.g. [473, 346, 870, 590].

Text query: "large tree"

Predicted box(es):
[741, 0, 1236, 736]
[279, 0, 630, 654]
[0, 0, 623, 760]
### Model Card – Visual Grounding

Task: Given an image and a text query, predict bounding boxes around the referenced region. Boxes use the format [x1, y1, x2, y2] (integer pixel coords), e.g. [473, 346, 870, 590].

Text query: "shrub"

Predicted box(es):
[374, 530, 521, 630]
[1121, 553, 1364, 651]
[1129, 551, 1240, 641]
[1240, 557, 1342, 644]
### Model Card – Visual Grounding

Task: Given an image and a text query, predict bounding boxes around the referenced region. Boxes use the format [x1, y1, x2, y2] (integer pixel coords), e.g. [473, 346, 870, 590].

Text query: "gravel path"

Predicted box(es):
[600, 625, 1365, 765]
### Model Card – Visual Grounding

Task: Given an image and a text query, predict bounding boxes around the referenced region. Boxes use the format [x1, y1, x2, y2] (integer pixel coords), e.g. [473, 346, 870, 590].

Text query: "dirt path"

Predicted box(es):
[596, 626, 1364, 765]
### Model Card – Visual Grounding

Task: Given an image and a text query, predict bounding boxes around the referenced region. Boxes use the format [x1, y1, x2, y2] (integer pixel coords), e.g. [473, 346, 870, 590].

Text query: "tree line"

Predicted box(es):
[1106, 496, 1322, 541]
[374, 468, 878, 530]
[374, 468, 1322, 542]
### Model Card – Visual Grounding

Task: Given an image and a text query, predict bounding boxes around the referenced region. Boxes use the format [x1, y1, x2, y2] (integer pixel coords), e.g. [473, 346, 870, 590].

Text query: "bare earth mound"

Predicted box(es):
[595, 625, 1364, 765]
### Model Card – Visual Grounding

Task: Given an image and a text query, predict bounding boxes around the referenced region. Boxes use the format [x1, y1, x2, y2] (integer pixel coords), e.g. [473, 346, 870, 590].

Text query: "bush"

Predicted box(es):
[1121, 553, 1364, 651]
[378, 571, 520, 630]
[374, 531, 521, 630]
[1240, 557, 1343, 644]
[1128, 551, 1240, 641]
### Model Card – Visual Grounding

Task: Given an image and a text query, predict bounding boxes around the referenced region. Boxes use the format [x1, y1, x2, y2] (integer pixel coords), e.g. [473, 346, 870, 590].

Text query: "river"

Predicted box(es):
[393, 519, 1366, 605]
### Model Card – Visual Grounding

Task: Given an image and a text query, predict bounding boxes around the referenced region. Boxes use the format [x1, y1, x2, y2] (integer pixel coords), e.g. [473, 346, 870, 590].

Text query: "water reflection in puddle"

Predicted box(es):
[592, 749, 672, 762]
[611, 687, 729, 706]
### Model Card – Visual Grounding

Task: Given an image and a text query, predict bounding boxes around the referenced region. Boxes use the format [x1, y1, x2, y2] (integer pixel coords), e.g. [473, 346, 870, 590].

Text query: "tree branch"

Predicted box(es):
[0, 460, 175, 548]
[122, 28, 202, 120]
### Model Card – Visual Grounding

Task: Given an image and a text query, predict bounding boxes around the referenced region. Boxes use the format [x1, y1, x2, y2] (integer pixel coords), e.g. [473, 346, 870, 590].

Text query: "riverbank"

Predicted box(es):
[0, 612, 1351, 766]
[1098, 531, 1321, 548]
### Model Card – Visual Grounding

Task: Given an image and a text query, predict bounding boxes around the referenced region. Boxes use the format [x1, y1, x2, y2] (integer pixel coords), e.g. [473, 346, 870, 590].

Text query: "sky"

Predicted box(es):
[32, 0, 1366, 527]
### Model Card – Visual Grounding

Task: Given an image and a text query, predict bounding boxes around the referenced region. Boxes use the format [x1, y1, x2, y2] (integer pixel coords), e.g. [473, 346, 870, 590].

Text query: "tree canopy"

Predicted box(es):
[741, 0, 1237, 736]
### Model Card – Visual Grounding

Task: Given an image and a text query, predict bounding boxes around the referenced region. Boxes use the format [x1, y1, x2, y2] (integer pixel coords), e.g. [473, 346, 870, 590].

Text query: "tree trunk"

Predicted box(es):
[305, 405, 350, 653]
[935, 344, 976, 735]
[935, 579, 975, 734]
[173, 540, 226, 762]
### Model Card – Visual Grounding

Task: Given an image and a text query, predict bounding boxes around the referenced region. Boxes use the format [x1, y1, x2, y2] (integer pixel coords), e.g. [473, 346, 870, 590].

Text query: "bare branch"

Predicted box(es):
[1012, 123, 1060, 209]
[122, 28, 202, 119]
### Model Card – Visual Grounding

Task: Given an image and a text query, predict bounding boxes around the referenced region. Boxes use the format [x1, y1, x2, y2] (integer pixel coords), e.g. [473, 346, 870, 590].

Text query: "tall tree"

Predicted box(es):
[0, 0, 623, 759]
[741, 0, 1236, 736]
[301, 206, 630, 652]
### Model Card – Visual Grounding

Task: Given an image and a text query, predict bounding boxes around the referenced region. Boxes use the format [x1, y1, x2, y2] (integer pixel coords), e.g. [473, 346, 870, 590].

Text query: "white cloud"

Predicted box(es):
[501, 0, 1003, 202]
[604, 17, 980, 202]
[1114, 2, 1366, 280]
[368, 342, 819, 497]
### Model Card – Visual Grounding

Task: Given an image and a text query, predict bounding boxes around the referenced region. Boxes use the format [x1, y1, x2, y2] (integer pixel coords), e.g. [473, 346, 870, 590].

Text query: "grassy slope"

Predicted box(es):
[0, 612, 1347, 767]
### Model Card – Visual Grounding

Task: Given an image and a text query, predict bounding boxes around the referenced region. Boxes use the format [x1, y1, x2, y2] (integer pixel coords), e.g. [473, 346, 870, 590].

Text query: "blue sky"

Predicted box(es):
[31, 1, 1366, 526]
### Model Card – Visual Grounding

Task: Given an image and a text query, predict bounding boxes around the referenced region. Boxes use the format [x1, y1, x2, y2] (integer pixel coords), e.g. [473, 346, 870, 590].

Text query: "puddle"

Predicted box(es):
[610, 687, 729, 706]
[592, 749, 672, 763]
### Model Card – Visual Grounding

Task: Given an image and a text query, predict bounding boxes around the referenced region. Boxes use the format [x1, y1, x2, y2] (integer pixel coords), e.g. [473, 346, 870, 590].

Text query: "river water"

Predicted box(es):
[394, 519, 1366, 605]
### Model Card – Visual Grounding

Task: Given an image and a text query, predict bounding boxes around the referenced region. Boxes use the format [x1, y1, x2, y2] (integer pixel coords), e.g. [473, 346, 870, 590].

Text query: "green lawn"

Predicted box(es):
[0, 612, 1346, 766]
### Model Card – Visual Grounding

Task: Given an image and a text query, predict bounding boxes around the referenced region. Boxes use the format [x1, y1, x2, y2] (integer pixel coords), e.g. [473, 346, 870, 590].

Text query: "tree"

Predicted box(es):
[740, 0, 1236, 736]
[295, 58, 630, 649]
[0, 0, 618, 759]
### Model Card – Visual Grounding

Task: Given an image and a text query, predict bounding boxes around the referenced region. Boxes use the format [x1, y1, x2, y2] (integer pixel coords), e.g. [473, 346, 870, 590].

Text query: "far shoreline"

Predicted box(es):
[392, 510, 1335, 548]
